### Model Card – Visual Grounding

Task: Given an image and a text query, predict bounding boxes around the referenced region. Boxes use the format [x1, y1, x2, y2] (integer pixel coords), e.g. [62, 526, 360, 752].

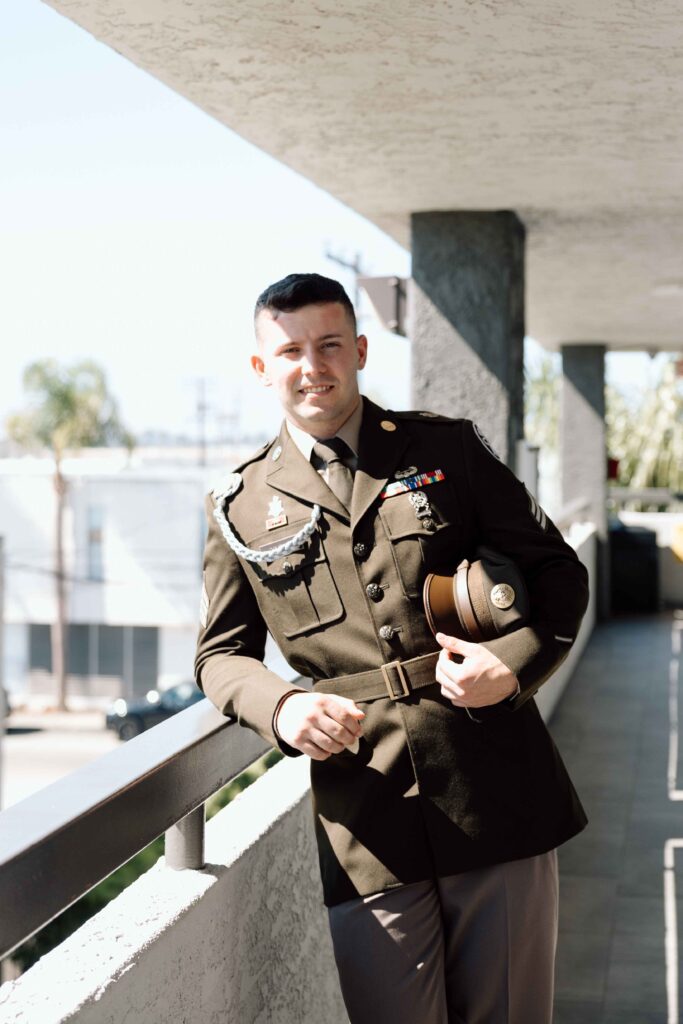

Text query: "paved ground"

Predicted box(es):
[0, 709, 118, 809]
[550, 610, 683, 1024]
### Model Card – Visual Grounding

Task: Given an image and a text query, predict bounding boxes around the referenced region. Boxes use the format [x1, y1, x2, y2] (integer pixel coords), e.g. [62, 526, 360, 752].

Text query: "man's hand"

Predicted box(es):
[275, 692, 365, 760]
[434, 633, 520, 708]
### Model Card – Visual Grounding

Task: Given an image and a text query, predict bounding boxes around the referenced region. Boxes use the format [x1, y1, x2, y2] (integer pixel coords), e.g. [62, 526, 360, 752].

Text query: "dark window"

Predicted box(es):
[97, 625, 124, 676]
[132, 627, 158, 696]
[29, 624, 52, 671]
[67, 624, 89, 677]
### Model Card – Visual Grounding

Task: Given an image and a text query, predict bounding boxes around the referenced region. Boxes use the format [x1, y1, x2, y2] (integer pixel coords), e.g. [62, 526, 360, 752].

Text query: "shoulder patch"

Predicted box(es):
[472, 423, 502, 461]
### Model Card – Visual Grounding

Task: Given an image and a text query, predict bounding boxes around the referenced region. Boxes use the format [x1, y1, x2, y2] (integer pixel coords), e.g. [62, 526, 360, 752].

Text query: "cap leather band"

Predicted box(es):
[455, 560, 484, 641]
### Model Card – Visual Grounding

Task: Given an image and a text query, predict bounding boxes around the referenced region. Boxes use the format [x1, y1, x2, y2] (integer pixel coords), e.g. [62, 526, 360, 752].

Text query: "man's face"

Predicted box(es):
[251, 302, 368, 438]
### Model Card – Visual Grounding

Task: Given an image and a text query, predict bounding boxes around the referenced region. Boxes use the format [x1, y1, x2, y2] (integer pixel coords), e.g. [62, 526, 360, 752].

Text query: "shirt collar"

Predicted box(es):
[286, 397, 363, 462]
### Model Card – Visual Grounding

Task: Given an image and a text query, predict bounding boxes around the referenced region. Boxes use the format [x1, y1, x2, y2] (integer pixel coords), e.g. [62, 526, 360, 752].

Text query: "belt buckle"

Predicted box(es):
[381, 660, 410, 700]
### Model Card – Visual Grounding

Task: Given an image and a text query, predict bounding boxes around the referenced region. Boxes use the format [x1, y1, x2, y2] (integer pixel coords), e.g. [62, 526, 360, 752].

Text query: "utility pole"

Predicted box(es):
[196, 378, 208, 467]
[324, 248, 364, 310]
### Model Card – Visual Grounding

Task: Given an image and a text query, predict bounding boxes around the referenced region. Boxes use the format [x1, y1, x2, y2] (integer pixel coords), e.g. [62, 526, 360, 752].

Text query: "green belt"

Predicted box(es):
[314, 651, 440, 703]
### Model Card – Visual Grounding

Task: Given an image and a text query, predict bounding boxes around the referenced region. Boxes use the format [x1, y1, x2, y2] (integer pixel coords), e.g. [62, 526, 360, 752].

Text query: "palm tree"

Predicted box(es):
[7, 360, 133, 710]
[607, 358, 683, 499]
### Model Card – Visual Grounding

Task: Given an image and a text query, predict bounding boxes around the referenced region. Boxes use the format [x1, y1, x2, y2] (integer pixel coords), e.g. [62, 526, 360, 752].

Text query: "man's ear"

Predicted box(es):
[251, 353, 271, 386]
[357, 334, 368, 371]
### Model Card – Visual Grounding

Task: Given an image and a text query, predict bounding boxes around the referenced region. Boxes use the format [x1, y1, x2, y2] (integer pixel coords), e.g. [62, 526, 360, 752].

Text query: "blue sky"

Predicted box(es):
[0, 0, 658, 445]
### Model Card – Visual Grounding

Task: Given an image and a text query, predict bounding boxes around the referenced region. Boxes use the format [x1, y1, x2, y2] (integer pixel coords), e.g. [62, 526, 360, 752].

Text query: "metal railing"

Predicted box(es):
[608, 487, 683, 509]
[553, 496, 593, 532]
[0, 698, 275, 960]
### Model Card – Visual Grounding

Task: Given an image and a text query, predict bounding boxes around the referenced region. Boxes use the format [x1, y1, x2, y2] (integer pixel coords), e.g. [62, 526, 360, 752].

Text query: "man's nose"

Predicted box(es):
[301, 348, 326, 375]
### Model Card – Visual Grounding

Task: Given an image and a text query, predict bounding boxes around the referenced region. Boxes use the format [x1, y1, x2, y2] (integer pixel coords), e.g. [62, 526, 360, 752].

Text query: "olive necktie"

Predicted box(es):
[312, 437, 354, 512]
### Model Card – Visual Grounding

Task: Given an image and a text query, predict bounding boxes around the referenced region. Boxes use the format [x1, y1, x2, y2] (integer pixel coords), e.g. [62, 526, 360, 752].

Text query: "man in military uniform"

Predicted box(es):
[195, 273, 589, 1024]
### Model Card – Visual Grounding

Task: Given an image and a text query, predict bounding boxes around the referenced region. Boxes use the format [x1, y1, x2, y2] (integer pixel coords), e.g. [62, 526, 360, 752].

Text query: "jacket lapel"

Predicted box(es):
[351, 399, 410, 530]
[266, 422, 350, 523]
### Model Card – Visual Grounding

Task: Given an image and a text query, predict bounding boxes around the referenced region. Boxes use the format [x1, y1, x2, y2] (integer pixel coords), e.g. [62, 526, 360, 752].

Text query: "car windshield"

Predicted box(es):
[160, 682, 201, 710]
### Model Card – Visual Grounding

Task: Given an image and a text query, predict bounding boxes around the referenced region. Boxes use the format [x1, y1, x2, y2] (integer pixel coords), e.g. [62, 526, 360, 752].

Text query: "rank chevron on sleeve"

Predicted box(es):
[526, 488, 548, 531]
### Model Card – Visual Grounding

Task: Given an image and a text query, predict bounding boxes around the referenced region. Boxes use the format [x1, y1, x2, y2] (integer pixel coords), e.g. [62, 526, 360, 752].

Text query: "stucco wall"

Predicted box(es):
[0, 756, 348, 1024]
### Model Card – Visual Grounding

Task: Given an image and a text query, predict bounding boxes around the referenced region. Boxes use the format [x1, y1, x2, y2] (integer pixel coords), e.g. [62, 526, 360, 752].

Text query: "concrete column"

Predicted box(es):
[410, 211, 525, 466]
[561, 343, 609, 616]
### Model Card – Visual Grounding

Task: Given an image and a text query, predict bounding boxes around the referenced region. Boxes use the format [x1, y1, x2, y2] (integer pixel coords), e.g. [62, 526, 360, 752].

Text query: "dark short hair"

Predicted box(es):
[254, 273, 357, 332]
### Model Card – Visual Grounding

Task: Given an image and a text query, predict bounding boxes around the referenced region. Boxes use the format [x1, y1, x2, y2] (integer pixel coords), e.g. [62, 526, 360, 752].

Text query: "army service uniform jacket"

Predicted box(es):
[195, 398, 589, 907]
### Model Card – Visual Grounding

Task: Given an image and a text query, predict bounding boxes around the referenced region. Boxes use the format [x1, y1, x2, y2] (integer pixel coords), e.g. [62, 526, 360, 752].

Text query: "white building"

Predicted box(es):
[0, 448, 256, 706]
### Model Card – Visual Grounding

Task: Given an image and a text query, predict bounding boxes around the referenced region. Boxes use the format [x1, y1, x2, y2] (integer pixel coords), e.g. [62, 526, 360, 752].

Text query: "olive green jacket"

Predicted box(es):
[195, 398, 588, 906]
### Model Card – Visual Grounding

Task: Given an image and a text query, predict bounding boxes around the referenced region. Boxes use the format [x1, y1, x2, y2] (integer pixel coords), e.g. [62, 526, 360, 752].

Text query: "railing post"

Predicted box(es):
[165, 804, 205, 870]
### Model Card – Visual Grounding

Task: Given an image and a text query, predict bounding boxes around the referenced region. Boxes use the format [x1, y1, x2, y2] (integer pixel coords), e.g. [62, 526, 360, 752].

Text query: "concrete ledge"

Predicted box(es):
[0, 756, 348, 1024]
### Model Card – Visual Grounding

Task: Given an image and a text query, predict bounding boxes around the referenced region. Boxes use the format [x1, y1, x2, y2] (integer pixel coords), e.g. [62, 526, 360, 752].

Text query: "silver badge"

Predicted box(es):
[272, 444, 282, 461]
[409, 490, 433, 520]
[490, 583, 515, 610]
[395, 466, 418, 480]
[266, 494, 288, 530]
[268, 496, 285, 518]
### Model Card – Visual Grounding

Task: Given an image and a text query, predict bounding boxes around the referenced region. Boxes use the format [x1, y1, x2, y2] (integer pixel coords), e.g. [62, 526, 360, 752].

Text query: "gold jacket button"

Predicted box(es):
[366, 583, 383, 602]
[353, 542, 369, 559]
[379, 625, 395, 641]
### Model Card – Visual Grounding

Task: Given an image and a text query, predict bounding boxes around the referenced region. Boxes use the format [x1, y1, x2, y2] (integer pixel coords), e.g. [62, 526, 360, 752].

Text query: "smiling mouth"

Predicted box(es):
[300, 385, 334, 395]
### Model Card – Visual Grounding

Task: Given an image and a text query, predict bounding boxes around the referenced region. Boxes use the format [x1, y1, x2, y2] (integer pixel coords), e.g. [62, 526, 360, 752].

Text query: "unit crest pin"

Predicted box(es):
[266, 495, 288, 530]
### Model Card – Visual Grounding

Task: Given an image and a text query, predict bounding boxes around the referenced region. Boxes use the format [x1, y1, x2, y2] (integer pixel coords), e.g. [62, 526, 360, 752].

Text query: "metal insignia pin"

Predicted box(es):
[395, 466, 418, 480]
[271, 444, 282, 461]
[409, 491, 433, 519]
[491, 583, 515, 610]
[266, 494, 288, 530]
[380, 420, 397, 432]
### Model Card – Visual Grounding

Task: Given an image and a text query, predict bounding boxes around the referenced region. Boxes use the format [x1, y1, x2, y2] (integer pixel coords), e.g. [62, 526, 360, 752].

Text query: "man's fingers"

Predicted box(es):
[324, 695, 365, 734]
[309, 726, 346, 755]
[435, 632, 474, 658]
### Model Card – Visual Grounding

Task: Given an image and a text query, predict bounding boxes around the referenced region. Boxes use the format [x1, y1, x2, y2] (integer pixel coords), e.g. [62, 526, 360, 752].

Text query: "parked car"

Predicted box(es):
[105, 680, 205, 740]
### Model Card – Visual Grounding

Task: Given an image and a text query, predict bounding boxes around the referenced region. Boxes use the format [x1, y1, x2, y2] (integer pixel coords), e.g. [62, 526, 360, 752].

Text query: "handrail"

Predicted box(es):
[0, 699, 273, 960]
[553, 496, 592, 531]
[609, 487, 682, 507]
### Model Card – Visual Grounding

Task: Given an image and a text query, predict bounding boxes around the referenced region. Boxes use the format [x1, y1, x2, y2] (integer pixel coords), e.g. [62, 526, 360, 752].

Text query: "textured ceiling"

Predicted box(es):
[47, 0, 683, 349]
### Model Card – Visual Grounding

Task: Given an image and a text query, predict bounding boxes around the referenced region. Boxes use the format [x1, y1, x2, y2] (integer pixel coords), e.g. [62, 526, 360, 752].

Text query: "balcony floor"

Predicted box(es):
[550, 610, 683, 1024]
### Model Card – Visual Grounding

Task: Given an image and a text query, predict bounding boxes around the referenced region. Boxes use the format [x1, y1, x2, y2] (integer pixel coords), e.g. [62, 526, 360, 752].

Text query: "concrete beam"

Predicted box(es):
[410, 211, 525, 466]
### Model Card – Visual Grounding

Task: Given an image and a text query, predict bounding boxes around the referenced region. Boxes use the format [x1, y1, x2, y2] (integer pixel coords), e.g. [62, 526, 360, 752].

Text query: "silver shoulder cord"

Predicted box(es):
[212, 502, 322, 564]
